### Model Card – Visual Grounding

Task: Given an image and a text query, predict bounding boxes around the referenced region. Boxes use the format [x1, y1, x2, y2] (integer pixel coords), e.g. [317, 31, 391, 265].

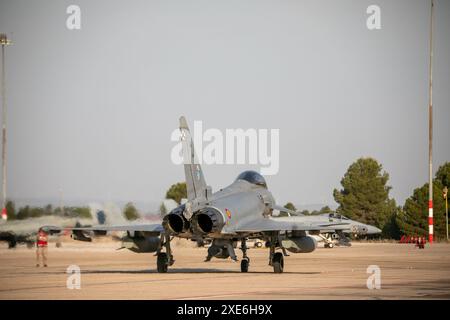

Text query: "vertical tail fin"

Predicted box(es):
[179, 116, 208, 201]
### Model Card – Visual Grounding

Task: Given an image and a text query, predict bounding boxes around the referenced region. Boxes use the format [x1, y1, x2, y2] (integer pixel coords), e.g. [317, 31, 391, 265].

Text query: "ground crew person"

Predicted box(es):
[36, 228, 48, 267]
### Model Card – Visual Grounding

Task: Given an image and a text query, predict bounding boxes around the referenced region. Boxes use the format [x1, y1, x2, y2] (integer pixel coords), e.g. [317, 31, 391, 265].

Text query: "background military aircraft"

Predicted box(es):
[273, 212, 381, 248]
[0, 203, 125, 248]
[47, 117, 376, 273]
[0, 216, 91, 248]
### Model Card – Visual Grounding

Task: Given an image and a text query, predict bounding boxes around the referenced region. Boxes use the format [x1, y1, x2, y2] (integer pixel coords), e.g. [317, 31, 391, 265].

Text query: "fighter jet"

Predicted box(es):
[273, 212, 381, 248]
[0, 203, 124, 248]
[46, 117, 366, 273]
[0, 215, 91, 248]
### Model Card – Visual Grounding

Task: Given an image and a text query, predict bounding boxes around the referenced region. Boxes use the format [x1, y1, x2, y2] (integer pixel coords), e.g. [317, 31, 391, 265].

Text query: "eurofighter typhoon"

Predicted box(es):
[46, 117, 375, 273]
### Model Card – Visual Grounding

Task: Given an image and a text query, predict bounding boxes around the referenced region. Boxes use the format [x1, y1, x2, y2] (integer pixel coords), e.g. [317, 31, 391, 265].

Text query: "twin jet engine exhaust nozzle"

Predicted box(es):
[163, 207, 225, 235]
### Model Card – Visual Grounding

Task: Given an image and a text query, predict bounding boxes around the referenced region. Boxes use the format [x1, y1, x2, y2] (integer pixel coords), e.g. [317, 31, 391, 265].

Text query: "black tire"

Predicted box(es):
[157, 252, 169, 273]
[272, 252, 284, 273]
[241, 258, 249, 272]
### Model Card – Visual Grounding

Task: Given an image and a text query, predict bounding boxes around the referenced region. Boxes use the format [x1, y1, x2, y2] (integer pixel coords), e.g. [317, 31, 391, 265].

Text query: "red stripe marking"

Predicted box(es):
[429, 217, 434, 225]
[429, 200, 433, 209]
[429, 234, 433, 243]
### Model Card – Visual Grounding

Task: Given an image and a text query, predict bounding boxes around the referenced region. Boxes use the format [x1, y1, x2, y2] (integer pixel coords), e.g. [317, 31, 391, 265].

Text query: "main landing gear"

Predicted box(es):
[156, 234, 174, 273]
[272, 252, 284, 273]
[267, 235, 287, 273]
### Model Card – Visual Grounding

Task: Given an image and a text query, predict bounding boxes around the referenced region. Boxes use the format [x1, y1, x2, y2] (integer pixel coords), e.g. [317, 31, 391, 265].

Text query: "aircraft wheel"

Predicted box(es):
[272, 252, 284, 273]
[241, 258, 249, 272]
[256, 242, 263, 248]
[328, 243, 334, 248]
[157, 252, 169, 273]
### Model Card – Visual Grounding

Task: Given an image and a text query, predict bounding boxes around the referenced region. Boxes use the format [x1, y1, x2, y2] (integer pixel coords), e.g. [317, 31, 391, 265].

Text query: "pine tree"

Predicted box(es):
[165, 182, 187, 205]
[436, 162, 450, 188]
[397, 162, 449, 239]
[333, 157, 396, 231]
[123, 202, 140, 221]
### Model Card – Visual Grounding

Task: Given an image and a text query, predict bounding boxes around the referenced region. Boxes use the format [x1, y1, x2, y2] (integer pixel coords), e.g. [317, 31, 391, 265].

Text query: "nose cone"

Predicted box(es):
[367, 225, 382, 234]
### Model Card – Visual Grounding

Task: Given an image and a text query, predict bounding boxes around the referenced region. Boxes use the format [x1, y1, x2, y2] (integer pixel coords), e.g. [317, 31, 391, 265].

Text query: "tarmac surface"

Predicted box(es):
[0, 240, 449, 299]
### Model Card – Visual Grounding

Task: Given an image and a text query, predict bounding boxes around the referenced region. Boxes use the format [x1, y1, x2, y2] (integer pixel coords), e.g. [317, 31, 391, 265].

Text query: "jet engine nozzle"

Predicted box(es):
[163, 212, 189, 234]
[193, 208, 224, 234]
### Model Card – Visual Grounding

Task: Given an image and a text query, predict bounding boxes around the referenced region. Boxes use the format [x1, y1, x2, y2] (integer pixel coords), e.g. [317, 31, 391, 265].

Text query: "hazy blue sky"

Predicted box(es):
[0, 0, 449, 211]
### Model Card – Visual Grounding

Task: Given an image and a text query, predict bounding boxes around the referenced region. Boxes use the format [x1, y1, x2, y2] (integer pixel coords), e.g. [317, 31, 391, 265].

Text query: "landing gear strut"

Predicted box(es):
[240, 239, 250, 272]
[268, 234, 285, 273]
[157, 252, 168, 273]
[272, 252, 284, 273]
[156, 234, 174, 273]
[320, 234, 335, 248]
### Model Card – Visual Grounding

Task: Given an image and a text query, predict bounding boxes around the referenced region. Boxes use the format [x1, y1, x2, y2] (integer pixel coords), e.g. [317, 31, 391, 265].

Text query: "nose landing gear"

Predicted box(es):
[240, 239, 250, 272]
[268, 235, 286, 273]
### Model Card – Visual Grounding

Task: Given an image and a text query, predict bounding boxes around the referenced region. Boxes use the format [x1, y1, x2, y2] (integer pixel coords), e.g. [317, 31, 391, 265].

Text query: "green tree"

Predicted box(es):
[397, 180, 446, 239]
[44, 204, 53, 216]
[436, 162, 450, 188]
[279, 202, 297, 217]
[16, 206, 30, 220]
[284, 202, 296, 211]
[159, 202, 167, 219]
[71, 206, 92, 219]
[165, 182, 187, 204]
[383, 206, 402, 239]
[333, 157, 397, 232]
[123, 202, 139, 221]
[5, 200, 16, 220]
[319, 206, 332, 214]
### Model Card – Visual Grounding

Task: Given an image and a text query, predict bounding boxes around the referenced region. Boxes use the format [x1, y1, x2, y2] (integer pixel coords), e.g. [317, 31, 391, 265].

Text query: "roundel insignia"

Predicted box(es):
[225, 209, 232, 219]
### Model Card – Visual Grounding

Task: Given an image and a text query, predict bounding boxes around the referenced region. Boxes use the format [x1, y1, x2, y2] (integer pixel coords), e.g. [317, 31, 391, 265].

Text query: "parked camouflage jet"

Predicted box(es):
[46, 117, 368, 273]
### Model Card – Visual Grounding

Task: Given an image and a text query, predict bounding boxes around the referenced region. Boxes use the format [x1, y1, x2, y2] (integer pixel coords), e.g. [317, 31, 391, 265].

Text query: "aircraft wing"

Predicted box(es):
[43, 223, 164, 234]
[235, 217, 350, 232]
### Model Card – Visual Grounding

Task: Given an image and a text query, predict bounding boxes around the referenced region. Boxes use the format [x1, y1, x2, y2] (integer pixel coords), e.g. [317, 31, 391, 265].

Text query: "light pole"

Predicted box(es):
[444, 186, 448, 241]
[427, 0, 434, 244]
[0, 33, 12, 221]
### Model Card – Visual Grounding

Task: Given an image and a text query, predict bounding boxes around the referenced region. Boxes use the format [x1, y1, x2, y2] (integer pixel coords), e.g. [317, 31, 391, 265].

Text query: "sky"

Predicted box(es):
[0, 0, 449, 212]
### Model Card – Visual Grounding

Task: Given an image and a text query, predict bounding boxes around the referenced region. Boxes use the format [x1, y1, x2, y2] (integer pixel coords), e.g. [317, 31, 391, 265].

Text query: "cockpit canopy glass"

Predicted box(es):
[235, 170, 267, 188]
[328, 213, 349, 220]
